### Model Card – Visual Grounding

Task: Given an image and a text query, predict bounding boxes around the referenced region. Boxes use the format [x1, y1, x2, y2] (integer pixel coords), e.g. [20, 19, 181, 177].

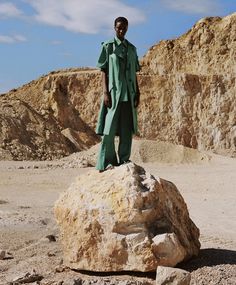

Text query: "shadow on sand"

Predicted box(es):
[180, 248, 236, 271]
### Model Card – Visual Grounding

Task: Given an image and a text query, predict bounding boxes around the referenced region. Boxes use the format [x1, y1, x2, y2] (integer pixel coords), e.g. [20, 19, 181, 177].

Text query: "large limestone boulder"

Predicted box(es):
[54, 163, 200, 272]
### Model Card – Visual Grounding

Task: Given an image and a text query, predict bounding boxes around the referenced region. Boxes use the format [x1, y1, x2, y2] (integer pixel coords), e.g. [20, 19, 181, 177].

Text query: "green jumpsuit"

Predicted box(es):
[96, 36, 140, 170]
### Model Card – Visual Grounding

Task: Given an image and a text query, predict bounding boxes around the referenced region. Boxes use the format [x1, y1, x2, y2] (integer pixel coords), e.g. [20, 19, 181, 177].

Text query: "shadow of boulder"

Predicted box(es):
[179, 248, 236, 271]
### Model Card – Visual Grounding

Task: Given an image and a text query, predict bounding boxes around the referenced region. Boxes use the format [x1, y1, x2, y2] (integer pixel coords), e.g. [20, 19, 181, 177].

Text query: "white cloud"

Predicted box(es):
[0, 34, 27, 44]
[162, 0, 220, 14]
[0, 2, 23, 18]
[26, 0, 145, 34]
[14, 34, 27, 42]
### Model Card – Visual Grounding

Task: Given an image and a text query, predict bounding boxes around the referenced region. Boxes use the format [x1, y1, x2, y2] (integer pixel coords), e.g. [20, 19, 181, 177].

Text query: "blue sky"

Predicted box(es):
[0, 0, 235, 93]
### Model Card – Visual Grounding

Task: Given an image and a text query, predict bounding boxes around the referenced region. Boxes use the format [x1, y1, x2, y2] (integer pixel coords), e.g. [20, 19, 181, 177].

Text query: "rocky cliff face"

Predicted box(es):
[137, 73, 236, 156]
[139, 14, 236, 156]
[1, 13, 236, 160]
[0, 69, 100, 160]
[141, 15, 236, 76]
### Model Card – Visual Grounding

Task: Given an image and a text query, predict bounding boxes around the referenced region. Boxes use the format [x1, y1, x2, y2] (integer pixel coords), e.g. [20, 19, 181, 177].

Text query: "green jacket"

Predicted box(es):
[96, 37, 140, 136]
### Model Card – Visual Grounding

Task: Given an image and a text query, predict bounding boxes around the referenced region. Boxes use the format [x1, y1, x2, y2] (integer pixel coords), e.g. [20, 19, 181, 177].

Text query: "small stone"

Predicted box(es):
[12, 270, 44, 284]
[5, 251, 14, 260]
[55, 265, 69, 273]
[0, 199, 8, 204]
[0, 250, 6, 260]
[156, 266, 191, 285]
[46, 234, 56, 242]
[73, 278, 83, 285]
[41, 219, 48, 225]
[47, 251, 56, 257]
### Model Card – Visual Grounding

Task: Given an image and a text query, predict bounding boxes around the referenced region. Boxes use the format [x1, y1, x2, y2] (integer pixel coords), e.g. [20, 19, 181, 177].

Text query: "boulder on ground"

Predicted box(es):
[54, 163, 200, 272]
[156, 266, 191, 285]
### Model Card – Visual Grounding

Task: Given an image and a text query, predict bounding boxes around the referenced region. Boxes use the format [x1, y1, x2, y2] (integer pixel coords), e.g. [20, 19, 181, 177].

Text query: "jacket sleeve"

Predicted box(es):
[135, 49, 141, 72]
[96, 43, 108, 71]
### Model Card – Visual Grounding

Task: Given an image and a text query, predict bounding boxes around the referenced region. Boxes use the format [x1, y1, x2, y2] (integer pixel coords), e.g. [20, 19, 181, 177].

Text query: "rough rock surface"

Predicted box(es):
[54, 163, 200, 272]
[141, 15, 236, 76]
[139, 14, 236, 156]
[156, 266, 191, 285]
[137, 73, 236, 157]
[0, 70, 99, 160]
[1, 14, 236, 159]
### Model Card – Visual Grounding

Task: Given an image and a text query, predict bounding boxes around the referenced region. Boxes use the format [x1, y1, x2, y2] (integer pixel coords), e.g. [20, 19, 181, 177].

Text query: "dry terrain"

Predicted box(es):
[0, 140, 235, 284]
[0, 12, 236, 285]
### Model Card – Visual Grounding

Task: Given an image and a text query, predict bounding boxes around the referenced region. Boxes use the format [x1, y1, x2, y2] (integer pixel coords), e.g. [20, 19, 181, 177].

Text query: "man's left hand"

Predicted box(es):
[134, 96, 140, 108]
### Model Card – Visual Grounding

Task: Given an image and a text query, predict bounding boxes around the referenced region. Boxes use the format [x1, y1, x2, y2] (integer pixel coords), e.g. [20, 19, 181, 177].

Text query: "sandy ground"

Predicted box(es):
[0, 142, 235, 284]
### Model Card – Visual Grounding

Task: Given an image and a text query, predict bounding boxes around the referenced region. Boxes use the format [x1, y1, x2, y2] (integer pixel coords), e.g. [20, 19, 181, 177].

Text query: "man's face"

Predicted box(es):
[114, 21, 128, 40]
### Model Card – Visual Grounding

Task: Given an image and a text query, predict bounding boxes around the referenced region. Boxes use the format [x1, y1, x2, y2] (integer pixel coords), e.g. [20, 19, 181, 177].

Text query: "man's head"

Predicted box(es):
[114, 17, 128, 40]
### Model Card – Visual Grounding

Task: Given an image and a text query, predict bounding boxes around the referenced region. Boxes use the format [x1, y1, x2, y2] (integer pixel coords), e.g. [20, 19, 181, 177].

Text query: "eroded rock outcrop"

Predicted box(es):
[137, 73, 236, 156]
[139, 14, 236, 156]
[54, 163, 200, 272]
[0, 70, 99, 160]
[141, 15, 236, 76]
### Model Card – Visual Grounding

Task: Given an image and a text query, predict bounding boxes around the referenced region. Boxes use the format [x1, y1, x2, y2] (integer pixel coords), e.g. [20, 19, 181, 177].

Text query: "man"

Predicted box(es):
[96, 16, 140, 172]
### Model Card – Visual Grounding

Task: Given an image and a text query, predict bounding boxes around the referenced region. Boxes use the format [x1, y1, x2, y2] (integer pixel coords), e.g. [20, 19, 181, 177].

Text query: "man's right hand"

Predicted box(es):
[104, 92, 112, 108]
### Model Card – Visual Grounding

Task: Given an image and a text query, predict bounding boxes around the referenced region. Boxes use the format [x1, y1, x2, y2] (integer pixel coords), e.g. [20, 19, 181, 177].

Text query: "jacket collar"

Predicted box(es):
[114, 36, 128, 47]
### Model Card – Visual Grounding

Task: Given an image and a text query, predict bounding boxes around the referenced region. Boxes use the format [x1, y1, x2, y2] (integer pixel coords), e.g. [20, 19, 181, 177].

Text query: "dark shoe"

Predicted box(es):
[120, 160, 131, 165]
[98, 164, 114, 173]
[105, 164, 114, 170]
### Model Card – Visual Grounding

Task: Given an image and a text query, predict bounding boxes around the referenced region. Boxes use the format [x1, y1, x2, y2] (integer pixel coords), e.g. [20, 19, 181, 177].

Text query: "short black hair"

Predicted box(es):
[114, 17, 128, 26]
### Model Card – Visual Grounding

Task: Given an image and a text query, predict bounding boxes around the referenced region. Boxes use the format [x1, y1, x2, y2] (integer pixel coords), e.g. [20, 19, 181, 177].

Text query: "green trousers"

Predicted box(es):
[96, 101, 133, 171]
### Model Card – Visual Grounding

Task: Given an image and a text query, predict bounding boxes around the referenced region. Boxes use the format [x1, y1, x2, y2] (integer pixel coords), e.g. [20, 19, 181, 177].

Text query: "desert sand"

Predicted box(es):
[0, 140, 235, 284]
